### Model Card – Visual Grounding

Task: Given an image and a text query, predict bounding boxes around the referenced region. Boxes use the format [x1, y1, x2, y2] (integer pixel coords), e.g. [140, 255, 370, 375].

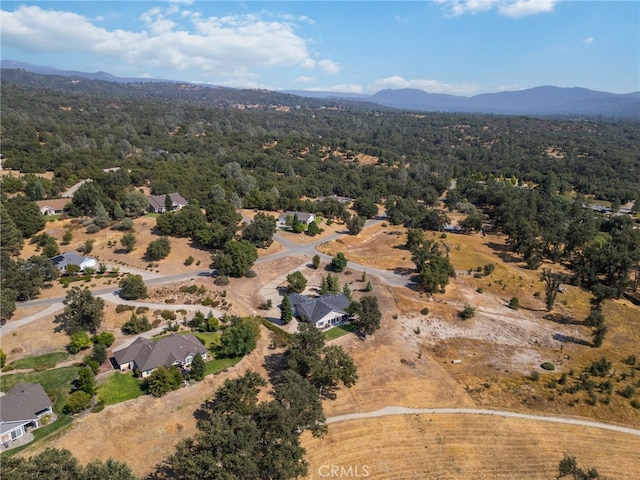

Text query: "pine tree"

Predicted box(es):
[281, 295, 293, 324]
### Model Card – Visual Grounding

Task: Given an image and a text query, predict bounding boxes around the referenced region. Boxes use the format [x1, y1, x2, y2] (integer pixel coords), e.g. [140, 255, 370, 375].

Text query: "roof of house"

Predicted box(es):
[50, 252, 95, 269]
[277, 211, 315, 223]
[113, 333, 208, 373]
[287, 293, 351, 324]
[0, 383, 52, 424]
[35, 198, 71, 212]
[147, 192, 188, 211]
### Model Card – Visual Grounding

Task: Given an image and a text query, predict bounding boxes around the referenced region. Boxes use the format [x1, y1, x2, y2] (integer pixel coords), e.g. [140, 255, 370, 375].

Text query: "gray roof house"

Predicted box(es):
[50, 252, 97, 273]
[287, 293, 351, 329]
[147, 192, 188, 213]
[112, 333, 208, 378]
[277, 211, 316, 226]
[0, 383, 53, 445]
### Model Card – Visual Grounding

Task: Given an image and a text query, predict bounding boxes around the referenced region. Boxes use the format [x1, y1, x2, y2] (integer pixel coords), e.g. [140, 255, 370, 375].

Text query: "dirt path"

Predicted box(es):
[326, 406, 640, 436]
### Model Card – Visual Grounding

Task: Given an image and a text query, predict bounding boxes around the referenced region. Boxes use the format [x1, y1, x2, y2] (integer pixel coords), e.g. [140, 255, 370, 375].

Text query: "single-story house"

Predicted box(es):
[277, 211, 316, 227]
[35, 198, 70, 216]
[50, 252, 97, 273]
[147, 192, 188, 213]
[0, 383, 53, 445]
[287, 293, 351, 329]
[112, 333, 208, 378]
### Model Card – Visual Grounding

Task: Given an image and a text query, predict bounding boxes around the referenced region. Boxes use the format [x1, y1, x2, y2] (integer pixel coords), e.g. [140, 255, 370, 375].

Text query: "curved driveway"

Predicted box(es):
[326, 406, 640, 436]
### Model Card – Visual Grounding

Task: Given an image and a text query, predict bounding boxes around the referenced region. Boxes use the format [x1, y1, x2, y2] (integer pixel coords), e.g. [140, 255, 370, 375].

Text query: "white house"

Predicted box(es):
[277, 211, 316, 227]
[147, 192, 188, 213]
[112, 333, 208, 378]
[0, 383, 53, 446]
[35, 198, 70, 216]
[50, 252, 97, 273]
[287, 293, 351, 329]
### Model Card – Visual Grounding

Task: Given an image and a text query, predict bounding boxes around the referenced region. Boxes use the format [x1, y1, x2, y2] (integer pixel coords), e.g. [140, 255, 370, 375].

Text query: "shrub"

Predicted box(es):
[115, 304, 135, 314]
[631, 399, 640, 409]
[420, 307, 430, 315]
[473, 272, 483, 279]
[483, 263, 495, 275]
[64, 390, 91, 414]
[476, 287, 484, 294]
[92, 332, 115, 347]
[245, 269, 257, 278]
[121, 314, 151, 334]
[135, 306, 149, 314]
[68, 331, 92, 354]
[508, 297, 520, 310]
[161, 310, 177, 321]
[530, 370, 540, 382]
[184, 256, 195, 266]
[620, 385, 636, 399]
[540, 362, 555, 371]
[214, 276, 229, 286]
[458, 305, 475, 320]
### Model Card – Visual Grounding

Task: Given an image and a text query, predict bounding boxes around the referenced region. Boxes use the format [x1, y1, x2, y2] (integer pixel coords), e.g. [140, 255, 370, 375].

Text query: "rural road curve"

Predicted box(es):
[326, 406, 640, 437]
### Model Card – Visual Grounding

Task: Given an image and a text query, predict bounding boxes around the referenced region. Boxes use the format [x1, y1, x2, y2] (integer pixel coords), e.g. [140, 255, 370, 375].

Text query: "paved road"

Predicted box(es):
[326, 406, 640, 436]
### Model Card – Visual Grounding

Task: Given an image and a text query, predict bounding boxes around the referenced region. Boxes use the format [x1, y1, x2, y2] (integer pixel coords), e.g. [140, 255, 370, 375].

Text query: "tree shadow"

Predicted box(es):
[552, 333, 591, 346]
[486, 241, 521, 264]
[262, 352, 288, 386]
[393, 266, 415, 276]
[544, 313, 584, 326]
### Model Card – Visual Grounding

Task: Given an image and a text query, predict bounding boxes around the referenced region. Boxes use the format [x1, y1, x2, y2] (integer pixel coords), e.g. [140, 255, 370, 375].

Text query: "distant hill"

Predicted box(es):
[289, 86, 640, 120]
[3, 60, 638, 120]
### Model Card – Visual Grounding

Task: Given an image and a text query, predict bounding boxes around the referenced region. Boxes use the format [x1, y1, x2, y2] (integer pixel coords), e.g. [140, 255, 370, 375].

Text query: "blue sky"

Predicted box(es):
[1, 1, 638, 95]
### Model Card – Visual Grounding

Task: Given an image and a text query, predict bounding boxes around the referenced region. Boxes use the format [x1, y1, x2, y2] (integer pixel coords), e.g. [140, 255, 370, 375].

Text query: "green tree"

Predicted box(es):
[406, 228, 424, 252]
[92, 342, 107, 365]
[348, 296, 382, 337]
[342, 282, 353, 301]
[286, 270, 308, 293]
[64, 390, 91, 414]
[77, 366, 96, 396]
[1, 288, 17, 323]
[164, 194, 174, 212]
[274, 370, 327, 437]
[413, 241, 455, 293]
[213, 239, 258, 277]
[93, 200, 111, 229]
[189, 353, 205, 381]
[4, 195, 45, 238]
[146, 236, 171, 261]
[120, 232, 136, 253]
[306, 220, 321, 237]
[331, 252, 348, 272]
[460, 212, 483, 232]
[82, 458, 137, 480]
[121, 189, 149, 216]
[345, 214, 366, 235]
[542, 269, 564, 312]
[312, 254, 321, 269]
[145, 365, 182, 397]
[68, 331, 92, 354]
[92, 331, 115, 347]
[219, 317, 260, 357]
[0, 205, 23, 256]
[121, 313, 151, 335]
[366, 280, 374, 292]
[242, 212, 277, 248]
[0, 349, 6, 368]
[557, 453, 606, 479]
[327, 273, 340, 293]
[281, 295, 293, 324]
[118, 274, 147, 300]
[58, 287, 105, 334]
[288, 323, 358, 398]
[1, 447, 84, 480]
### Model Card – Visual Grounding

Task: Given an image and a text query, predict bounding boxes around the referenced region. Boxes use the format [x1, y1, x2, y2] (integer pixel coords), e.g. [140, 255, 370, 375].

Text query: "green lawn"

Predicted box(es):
[0, 366, 79, 414]
[0, 415, 74, 459]
[98, 372, 145, 405]
[203, 355, 243, 376]
[324, 323, 359, 341]
[8, 351, 69, 370]
[194, 332, 222, 349]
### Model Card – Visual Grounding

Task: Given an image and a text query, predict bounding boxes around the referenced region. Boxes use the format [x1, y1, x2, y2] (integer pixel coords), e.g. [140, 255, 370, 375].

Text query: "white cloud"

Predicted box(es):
[372, 75, 479, 95]
[395, 15, 409, 24]
[295, 76, 314, 83]
[318, 59, 341, 75]
[583, 37, 594, 44]
[438, 0, 557, 17]
[498, 0, 557, 18]
[0, 5, 335, 79]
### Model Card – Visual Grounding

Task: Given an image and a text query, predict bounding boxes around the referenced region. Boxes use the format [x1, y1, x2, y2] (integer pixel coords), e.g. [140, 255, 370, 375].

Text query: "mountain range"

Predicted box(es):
[2, 60, 638, 120]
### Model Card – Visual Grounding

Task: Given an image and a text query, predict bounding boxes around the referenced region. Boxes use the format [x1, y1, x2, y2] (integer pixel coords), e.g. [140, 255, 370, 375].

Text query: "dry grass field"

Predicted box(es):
[303, 414, 640, 480]
[6, 212, 640, 478]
